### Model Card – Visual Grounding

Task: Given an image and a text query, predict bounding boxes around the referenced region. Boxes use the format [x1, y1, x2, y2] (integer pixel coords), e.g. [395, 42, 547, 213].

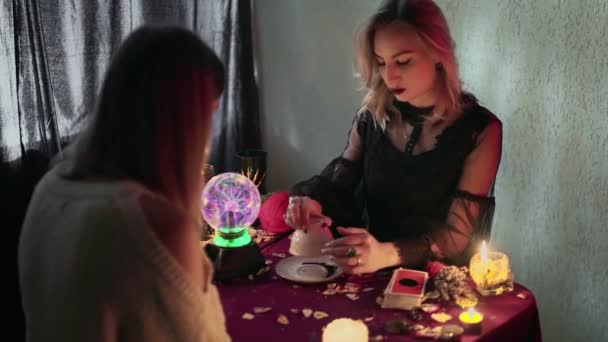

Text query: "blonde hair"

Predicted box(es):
[65, 26, 224, 217]
[354, 0, 462, 128]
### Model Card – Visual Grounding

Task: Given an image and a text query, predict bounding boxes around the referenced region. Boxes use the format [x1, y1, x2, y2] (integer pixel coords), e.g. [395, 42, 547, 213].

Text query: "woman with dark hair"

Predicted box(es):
[285, 0, 502, 274]
[18, 26, 231, 341]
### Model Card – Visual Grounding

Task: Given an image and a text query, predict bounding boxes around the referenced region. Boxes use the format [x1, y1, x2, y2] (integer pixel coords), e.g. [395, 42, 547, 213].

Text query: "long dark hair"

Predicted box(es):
[67, 25, 224, 214]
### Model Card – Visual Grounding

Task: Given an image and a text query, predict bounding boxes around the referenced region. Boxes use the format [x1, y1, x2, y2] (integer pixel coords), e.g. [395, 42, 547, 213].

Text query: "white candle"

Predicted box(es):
[322, 318, 369, 342]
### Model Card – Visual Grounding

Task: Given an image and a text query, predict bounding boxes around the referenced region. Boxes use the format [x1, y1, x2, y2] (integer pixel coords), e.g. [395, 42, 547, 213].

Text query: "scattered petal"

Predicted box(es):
[313, 311, 329, 319]
[290, 308, 300, 314]
[345, 293, 360, 301]
[420, 303, 440, 313]
[322, 289, 337, 295]
[292, 284, 301, 288]
[302, 308, 313, 318]
[327, 283, 338, 289]
[364, 316, 375, 322]
[362, 287, 375, 292]
[272, 253, 286, 258]
[412, 324, 425, 331]
[277, 314, 289, 325]
[431, 312, 452, 323]
[265, 260, 273, 265]
[372, 335, 384, 341]
[242, 313, 255, 320]
[415, 327, 441, 338]
[253, 307, 272, 314]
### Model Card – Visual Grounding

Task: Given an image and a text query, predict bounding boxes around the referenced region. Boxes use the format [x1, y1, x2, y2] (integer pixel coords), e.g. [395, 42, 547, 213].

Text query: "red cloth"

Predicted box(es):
[216, 235, 542, 342]
[425, 260, 447, 279]
[258, 191, 292, 234]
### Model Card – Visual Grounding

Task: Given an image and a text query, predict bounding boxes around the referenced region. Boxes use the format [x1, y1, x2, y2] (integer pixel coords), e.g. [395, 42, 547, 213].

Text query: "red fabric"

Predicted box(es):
[258, 191, 292, 234]
[425, 260, 447, 279]
[216, 235, 542, 342]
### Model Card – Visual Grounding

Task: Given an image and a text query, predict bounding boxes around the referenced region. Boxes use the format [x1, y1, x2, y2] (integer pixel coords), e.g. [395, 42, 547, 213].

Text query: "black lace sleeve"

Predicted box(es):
[289, 114, 369, 236]
[391, 191, 496, 268]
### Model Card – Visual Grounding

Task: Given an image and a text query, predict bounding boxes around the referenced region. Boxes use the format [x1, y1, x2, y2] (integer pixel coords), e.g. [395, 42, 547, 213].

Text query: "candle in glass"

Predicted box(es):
[469, 241, 513, 296]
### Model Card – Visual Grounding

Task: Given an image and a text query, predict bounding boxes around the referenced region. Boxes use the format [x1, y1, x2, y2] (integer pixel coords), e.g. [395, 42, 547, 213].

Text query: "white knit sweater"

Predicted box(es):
[18, 162, 230, 342]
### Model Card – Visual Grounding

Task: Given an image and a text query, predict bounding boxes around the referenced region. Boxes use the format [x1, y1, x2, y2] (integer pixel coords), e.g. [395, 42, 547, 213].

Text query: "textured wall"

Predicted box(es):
[255, 1, 608, 340]
[435, 1, 608, 340]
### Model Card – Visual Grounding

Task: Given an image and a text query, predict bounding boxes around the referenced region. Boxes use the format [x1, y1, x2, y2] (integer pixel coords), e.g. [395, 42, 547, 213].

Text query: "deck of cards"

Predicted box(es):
[381, 268, 429, 310]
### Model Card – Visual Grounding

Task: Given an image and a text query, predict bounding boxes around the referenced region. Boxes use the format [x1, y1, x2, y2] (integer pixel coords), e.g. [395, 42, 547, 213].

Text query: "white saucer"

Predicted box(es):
[275, 256, 343, 283]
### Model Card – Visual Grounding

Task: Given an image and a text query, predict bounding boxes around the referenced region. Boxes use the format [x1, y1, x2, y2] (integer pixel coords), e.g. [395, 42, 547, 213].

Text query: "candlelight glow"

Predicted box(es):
[480, 240, 488, 265]
[459, 307, 483, 324]
[322, 318, 368, 342]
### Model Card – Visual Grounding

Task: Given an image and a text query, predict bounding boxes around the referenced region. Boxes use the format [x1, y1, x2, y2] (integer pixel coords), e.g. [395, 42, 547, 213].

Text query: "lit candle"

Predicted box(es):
[469, 240, 513, 296]
[458, 307, 483, 334]
[480, 240, 488, 265]
[322, 318, 369, 342]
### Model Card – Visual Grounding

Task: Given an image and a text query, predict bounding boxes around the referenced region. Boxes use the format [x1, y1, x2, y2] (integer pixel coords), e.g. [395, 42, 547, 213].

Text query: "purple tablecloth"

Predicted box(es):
[216, 233, 542, 342]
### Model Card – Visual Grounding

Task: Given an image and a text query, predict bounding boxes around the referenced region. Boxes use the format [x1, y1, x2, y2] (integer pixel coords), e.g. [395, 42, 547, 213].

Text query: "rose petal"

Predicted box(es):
[364, 316, 375, 322]
[253, 307, 272, 314]
[345, 293, 360, 301]
[362, 287, 375, 292]
[313, 311, 329, 319]
[290, 308, 300, 314]
[242, 313, 255, 320]
[302, 308, 313, 318]
[277, 314, 289, 325]
[430, 313, 452, 323]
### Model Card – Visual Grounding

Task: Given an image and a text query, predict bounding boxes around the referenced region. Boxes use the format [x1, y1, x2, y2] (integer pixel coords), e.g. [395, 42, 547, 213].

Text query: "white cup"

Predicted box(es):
[289, 217, 334, 257]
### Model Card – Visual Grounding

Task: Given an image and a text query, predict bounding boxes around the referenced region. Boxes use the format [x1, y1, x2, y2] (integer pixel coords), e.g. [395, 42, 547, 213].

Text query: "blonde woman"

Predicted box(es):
[18, 26, 230, 341]
[285, 0, 502, 274]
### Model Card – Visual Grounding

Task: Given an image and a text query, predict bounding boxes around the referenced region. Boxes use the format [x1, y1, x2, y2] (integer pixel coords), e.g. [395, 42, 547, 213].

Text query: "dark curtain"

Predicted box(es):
[0, 0, 260, 169]
[0, 0, 260, 340]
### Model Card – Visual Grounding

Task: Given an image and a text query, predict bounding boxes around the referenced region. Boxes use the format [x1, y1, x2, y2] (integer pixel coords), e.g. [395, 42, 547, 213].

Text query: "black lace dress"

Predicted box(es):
[290, 95, 502, 268]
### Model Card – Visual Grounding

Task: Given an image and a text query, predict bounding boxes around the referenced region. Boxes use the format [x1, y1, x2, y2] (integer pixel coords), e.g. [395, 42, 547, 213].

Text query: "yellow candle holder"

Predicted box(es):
[469, 241, 514, 296]
[458, 307, 483, 334]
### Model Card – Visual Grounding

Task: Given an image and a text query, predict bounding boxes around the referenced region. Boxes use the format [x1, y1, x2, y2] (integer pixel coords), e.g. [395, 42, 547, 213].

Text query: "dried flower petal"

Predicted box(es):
[242, 313, 255, 320]
[362, 287, 375, 292]
[290, 308, 300, 314]
[420, 303, 440, 313]
[313, 311, 329, 319]
[253, 307, 272, 314]
[372, 335, 384, 341]
[412, 324, 425, 331]
[272, 253, 286, 258]
[364, 316, 375, 322]
[277, 314, 289, 325]
[302, 308, 313, 318]
[345, 293, 360, 301]
[430, 312, 452, 323]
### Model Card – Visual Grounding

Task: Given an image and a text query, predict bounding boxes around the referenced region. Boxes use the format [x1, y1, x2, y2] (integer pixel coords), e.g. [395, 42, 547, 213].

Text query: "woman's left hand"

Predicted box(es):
[321, 227, 399, 274]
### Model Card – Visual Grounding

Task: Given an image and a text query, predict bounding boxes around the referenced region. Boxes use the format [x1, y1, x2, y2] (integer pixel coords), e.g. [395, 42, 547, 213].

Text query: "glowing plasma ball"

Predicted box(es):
[201, 172, 261, 235]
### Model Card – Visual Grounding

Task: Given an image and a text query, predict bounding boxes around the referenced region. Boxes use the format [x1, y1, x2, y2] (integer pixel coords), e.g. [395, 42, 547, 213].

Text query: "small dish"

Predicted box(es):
[275, 256, 343, 283]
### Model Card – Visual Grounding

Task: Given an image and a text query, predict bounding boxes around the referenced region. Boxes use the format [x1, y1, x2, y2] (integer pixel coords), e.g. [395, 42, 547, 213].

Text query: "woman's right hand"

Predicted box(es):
[283, 196, 332, 232]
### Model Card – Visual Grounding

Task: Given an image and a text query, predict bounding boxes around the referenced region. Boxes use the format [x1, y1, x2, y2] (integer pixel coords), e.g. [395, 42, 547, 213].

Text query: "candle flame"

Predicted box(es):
[480, 240, 488, 265]
[467, 307, 476, 318]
